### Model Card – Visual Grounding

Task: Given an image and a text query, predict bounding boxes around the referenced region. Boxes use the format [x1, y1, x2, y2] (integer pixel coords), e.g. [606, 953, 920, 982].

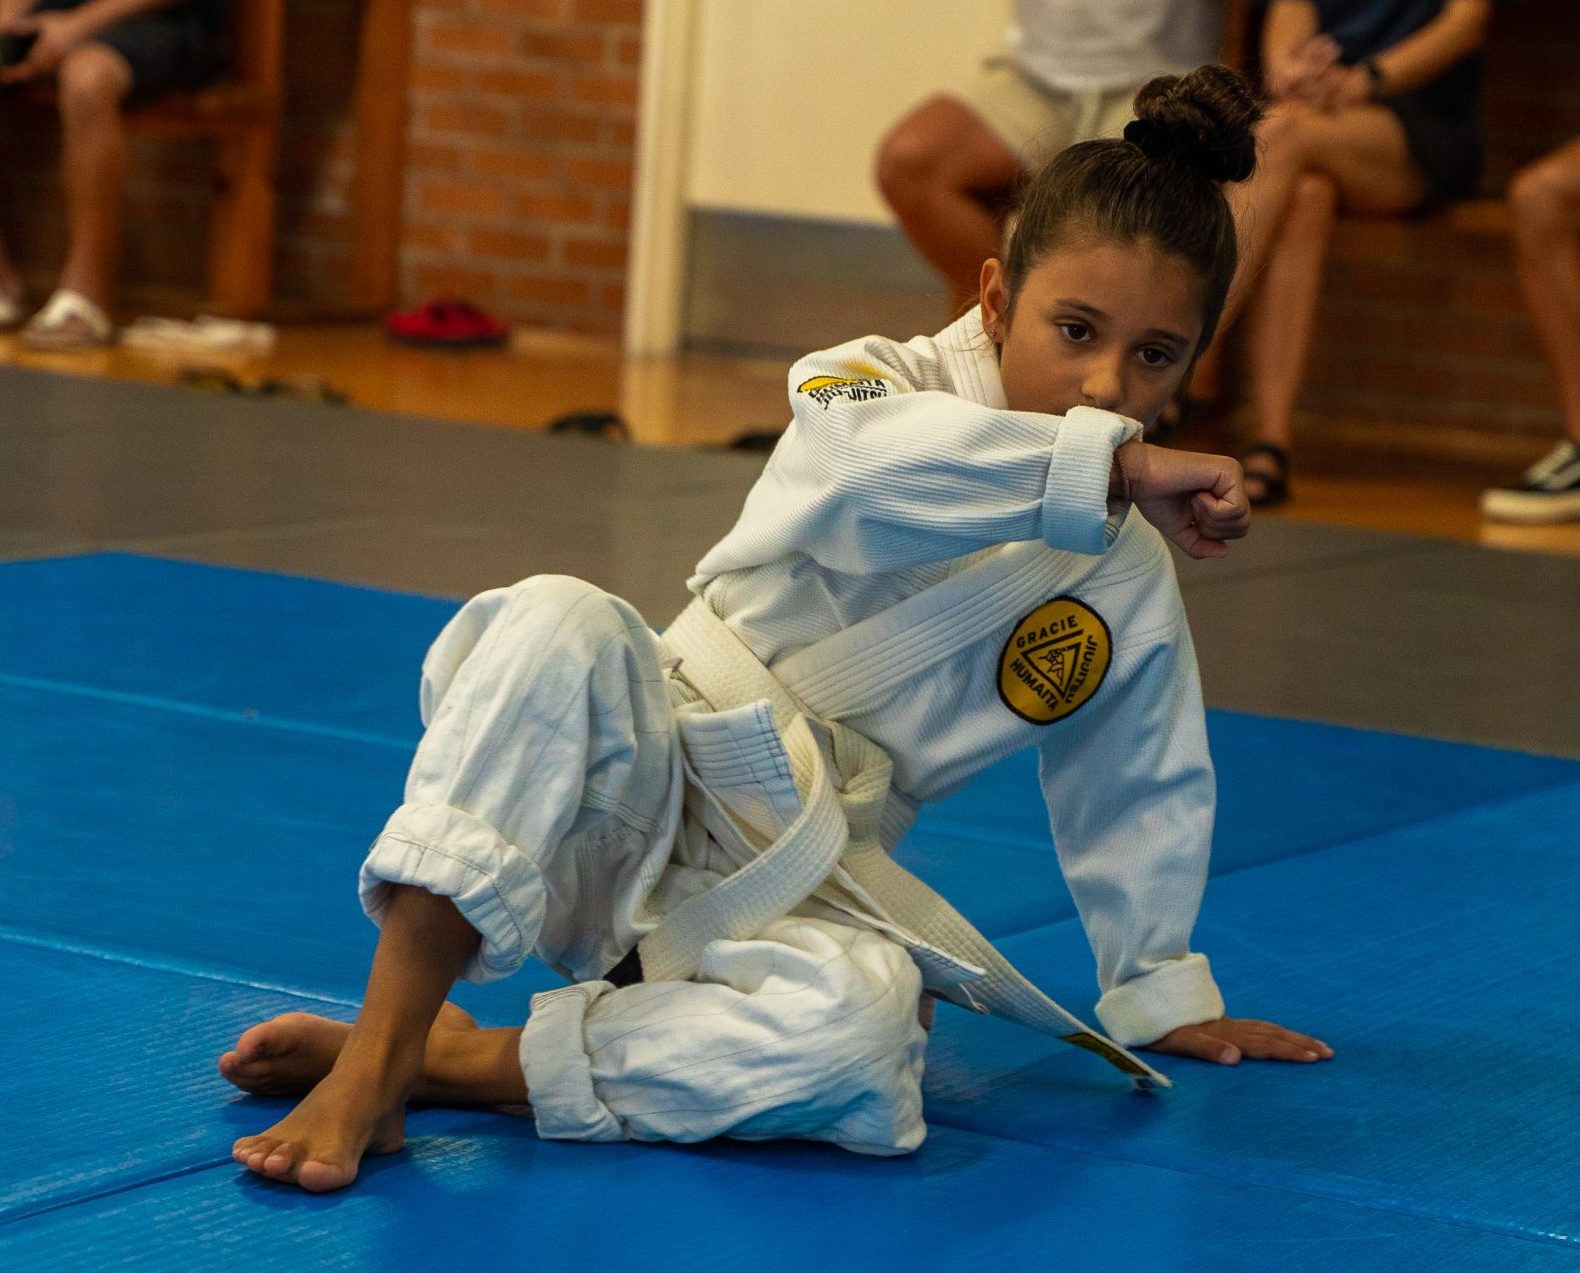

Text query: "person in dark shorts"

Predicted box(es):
[0, 0, 230, 349]
[1226, 0, 1491, 506]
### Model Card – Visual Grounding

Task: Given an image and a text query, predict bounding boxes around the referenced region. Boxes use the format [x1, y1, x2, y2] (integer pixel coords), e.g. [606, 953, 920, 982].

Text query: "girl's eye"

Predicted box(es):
[1058, 322, 1091, 342]
[1138, 346, 1175, 368]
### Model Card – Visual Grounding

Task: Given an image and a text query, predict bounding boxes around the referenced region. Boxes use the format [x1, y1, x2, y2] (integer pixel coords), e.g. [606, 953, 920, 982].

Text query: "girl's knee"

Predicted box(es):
[459, 575, 646, 667]
[1294, 172, 1338, 215]
[420, 574, 658, 733]
[1509, 160, 1578, 236]
[1256, 103, 1316, 167]
[56, 46, 131, 117]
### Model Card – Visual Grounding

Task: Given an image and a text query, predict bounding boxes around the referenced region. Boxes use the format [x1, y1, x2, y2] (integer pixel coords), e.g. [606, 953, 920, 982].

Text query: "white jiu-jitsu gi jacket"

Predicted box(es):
[676, 308, 1226, 1055]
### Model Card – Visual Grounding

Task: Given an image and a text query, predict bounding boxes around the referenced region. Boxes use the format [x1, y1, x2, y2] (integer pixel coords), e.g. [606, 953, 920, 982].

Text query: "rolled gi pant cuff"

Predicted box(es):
[518, 982, 626, 1143]
[359, 801, 546, 983]
[1095, 952, 1225, 1047]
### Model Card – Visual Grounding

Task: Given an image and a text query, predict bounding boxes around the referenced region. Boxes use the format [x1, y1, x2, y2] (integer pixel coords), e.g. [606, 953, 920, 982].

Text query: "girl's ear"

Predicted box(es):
[979, 258, 1008, 344]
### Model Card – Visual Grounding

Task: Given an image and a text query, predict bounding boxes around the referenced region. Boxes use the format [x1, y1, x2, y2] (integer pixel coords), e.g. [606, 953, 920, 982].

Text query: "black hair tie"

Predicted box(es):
[1123, 118, 1164, 155]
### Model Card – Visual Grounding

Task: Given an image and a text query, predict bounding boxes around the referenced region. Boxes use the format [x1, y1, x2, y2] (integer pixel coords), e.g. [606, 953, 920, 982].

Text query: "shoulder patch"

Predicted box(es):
[797, 374, 891, 409]
[997, 596, 1112, 725]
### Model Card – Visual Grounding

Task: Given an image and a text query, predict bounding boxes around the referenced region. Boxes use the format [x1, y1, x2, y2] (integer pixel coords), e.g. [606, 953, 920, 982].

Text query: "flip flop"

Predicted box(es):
[386, 299, 509, 348]
[122, 315, 276, 355]
[546, 411, 630, 441]
[1240, 442, 1291, 508]
[22, 289, 114, 351]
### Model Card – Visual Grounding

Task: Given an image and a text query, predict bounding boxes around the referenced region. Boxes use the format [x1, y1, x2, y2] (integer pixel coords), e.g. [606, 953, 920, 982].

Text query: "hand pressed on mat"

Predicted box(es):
[1146, 1016, 1335, 1066]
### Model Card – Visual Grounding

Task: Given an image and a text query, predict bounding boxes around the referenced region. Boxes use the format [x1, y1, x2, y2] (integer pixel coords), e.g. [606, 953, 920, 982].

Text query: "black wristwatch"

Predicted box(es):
[1360, 57, 1388, 98]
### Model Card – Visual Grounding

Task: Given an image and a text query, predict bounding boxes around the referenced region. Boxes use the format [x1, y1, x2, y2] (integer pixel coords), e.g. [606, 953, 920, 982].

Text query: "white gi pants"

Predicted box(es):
[359, 576, 929, 1155]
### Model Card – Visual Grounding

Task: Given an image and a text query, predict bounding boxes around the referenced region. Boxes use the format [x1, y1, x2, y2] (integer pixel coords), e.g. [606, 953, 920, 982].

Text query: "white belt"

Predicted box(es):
[653, 596, 1169, 1092]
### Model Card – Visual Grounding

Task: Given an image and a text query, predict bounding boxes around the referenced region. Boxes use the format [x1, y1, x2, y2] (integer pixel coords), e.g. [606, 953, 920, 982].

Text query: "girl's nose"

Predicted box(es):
[1079, 358, 1124, 411]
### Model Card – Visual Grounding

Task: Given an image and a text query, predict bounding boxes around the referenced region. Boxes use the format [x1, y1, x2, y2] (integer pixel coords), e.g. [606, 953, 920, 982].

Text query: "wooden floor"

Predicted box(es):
[2, 322, 1576, 560]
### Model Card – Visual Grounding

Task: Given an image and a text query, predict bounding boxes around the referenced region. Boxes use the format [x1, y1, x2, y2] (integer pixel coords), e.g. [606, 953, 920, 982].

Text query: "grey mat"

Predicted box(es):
[2, 362, 1573, 756]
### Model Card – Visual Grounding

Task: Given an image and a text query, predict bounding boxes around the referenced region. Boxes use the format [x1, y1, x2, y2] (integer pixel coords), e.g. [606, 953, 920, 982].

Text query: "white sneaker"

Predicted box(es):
[1480, 440, 1580, 524]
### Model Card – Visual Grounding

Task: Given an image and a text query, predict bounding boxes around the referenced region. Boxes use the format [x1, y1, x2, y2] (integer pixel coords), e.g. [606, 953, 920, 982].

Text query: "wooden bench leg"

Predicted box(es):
[206, 124, 278, 318]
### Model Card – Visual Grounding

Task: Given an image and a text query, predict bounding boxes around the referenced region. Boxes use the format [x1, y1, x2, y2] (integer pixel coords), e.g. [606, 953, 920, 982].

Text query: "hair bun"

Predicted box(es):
[1126, 65, 1263, 184]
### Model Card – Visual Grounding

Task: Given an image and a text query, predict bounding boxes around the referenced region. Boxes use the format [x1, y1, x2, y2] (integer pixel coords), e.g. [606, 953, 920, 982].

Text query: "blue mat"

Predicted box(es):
[4, 553, 1580, 1270]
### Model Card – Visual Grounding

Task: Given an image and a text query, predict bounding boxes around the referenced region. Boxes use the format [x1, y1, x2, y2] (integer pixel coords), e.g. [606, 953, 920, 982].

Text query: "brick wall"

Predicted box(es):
[402, 0, 640, 333]
[0, 0, 641, 333]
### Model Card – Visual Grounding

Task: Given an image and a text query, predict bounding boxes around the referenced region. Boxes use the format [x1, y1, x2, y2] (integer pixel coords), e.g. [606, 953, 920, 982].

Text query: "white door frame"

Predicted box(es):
[623, 0, 699, 356]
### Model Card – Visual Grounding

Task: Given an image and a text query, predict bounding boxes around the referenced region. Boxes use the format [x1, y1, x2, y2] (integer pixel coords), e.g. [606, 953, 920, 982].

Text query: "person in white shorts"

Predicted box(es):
[875, 0, 1224, 309]
[218, 66, 1331, 1196]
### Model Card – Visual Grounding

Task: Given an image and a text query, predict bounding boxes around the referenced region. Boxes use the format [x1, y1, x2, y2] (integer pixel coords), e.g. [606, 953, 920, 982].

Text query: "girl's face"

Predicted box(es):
[979, 237, 1204, 427]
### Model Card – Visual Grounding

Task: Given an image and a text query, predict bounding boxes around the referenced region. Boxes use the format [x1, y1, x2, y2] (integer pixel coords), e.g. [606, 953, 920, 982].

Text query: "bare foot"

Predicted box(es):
[224, 1002, 480, 1194]
[229, 1056, 412, 1193]
[219, 1002, 477, 1099]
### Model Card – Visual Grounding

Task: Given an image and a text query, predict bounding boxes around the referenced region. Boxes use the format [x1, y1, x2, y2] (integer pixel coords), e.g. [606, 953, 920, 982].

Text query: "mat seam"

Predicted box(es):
[0, 923, 363, 1009]
[0, 671, 416, 752]
[0, 1110, 509, 1231]
[0, 1159, 232, 1230]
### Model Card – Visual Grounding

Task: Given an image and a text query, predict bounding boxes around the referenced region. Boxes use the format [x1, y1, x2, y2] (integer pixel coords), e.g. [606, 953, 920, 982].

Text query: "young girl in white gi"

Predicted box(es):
[220, 64, 1332, 1194]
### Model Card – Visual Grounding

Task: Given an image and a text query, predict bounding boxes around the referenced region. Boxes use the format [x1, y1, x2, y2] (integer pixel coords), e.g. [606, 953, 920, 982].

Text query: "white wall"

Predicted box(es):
[685, 0, 1012, 225]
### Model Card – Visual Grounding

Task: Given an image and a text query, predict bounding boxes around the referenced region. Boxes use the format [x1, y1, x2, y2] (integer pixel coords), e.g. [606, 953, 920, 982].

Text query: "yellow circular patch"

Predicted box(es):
[997, 596, 1112, 725]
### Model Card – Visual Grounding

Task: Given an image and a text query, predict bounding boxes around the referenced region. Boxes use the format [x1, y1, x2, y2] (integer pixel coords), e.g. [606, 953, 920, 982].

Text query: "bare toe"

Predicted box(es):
[296, 1156, 359, 1194]
[261, 1142, 303, 1180]
[234, 1134, 280, 1168]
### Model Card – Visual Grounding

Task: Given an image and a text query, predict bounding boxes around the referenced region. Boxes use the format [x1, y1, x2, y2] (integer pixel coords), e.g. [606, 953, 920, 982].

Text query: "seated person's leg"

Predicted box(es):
[17, 42, 132, 349]
[54, 44, 132, 311]
[876, 94, 1026, 308]
[25, 2, 226, 346]
[1481, 138, 1580, 523]
[0, 225, 19, 326]
[1223, 102, 1422, 333]
[1510, 140, 1580, 444]
[1241, 173, 1338, 507]
[1223, 103, 1424, 505]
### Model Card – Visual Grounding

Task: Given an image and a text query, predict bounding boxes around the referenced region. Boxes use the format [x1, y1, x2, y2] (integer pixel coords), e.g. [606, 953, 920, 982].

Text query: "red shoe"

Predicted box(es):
[386, 299, 510, 348]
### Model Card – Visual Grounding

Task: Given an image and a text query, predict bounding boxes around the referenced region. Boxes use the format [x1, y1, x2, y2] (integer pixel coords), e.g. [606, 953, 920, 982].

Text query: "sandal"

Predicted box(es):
[546, 411, 630, 442]
[386, 298, 509, 348]
[176, 366, 348, 405]
[22, 288, 114, 351]
[1240, 442, 1291, 508]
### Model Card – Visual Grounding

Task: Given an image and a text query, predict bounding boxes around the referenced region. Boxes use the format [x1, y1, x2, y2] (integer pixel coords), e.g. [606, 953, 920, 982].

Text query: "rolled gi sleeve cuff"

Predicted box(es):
[358, 801, 545, 984]
[1041, 405, 1144, 556]
[1095, 952, 1225, 1048]
[518, 983, 627, 1143]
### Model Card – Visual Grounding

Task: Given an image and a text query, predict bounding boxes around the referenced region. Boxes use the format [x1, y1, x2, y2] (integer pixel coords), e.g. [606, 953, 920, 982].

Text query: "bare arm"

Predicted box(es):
[1367, 0, 1491, 95]
[1263, 0, 1321, 63]
[0, 0, 181, 82]
[55, 0, 183, 37]
[1262, 0, 1338, 99]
